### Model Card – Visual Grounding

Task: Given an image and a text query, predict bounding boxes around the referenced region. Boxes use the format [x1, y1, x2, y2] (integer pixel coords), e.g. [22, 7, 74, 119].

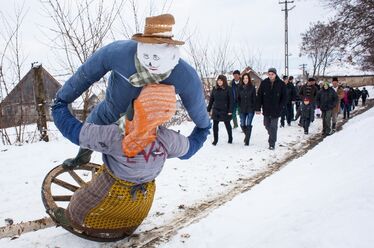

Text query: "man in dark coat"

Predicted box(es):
[255, 68, 287, 150]
[316, 82, 338, 136]
[286, 76, 297, 124]
[230, 70, 241, 129]
[349, 87, 357, 110]
[279, 75, 289, 128]
[294, 81, 302, 115]
[280, 75, 297, 127]
[299, 78, 318, 104]
[354, 87, 362, 106]
[361, 87, 370, 105]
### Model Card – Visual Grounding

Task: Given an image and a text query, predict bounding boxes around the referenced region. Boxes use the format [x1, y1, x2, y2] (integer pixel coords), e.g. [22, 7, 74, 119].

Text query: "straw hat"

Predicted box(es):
[131, 14, 185, 45]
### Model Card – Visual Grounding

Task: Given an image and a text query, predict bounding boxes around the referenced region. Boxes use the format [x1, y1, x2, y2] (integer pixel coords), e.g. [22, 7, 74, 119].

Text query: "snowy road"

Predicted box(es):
[159, 103, 374, 248]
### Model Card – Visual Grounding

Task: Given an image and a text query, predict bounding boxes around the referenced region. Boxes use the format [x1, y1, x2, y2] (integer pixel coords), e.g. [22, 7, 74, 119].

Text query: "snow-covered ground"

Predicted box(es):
[0, 86, 373, 248]
[160, 105, 374, 248]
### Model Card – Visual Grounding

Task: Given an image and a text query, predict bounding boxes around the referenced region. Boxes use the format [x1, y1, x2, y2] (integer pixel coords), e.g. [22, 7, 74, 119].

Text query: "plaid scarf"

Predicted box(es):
[129, 55, 171, 87]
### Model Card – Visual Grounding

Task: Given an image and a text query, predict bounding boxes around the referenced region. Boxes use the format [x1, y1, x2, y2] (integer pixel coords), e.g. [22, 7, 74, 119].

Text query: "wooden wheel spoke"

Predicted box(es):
[40, 163, 130, 241]
[68, 170, 86, 187]
[52, 178, 79, 192]
[52, 195, 72, 201]
[42, 163, 100, 210]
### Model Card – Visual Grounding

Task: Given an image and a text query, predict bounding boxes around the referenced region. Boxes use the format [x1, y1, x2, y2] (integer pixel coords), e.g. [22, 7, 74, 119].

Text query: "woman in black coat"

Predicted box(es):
[238, 73, 256, 146]
[207, 75, 233, 145]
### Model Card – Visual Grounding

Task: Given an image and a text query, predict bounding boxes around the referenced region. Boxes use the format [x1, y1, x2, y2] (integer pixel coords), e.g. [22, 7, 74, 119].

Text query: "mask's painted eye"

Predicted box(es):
[143, 54, 149, 59]
[153, 54, 160, 61]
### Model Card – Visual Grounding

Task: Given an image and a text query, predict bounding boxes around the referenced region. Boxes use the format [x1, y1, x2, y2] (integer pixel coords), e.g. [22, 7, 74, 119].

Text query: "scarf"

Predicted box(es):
[128, 55, 172, 87]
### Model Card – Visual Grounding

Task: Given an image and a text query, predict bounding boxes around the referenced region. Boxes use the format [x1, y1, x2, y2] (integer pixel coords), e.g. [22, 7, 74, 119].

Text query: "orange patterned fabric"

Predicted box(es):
[122, 84, 176, 157]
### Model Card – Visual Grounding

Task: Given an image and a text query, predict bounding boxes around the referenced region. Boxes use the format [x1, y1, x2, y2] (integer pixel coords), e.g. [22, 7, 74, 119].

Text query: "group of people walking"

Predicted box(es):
[207, 70, 257, 147]
[207, 67, 287, 150]
[207, 70, 257, 146]
[207, 68, 370, 150]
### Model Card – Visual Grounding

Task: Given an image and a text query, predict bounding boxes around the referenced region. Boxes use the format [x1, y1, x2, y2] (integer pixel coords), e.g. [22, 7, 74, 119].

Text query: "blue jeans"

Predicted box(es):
[240, 112, 254, 126]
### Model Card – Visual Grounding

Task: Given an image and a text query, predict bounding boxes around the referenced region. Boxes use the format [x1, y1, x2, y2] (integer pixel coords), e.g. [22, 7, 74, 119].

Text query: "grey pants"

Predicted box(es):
[322, 110, 332, 134]
[264, 116, 279, 147]
[332, 111, 338, 125]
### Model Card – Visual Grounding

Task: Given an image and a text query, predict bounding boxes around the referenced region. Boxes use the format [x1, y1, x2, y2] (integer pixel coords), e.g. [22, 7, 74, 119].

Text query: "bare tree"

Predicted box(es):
[0, 1, 28, 145]
[323, 0, 374, 71]
[234, 46, 267, 76]
[40, 0, 125, 120]
[300, 21, 339, 77]
[210, 36, 235, 76]
[185, 31, 213, 99]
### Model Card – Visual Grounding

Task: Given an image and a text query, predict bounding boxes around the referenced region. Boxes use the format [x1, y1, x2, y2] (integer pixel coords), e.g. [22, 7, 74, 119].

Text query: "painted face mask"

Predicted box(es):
[137, 43, 180, 74]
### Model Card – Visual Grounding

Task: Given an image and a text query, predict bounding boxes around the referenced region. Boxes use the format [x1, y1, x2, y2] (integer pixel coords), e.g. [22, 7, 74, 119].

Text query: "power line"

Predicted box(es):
[279, 1, 295, 76]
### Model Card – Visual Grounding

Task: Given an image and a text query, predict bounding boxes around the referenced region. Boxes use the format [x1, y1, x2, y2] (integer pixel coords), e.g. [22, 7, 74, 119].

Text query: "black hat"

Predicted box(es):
[233, 70, 241, 75]
[332, 77, 338, 82]
[308, 77, 316, 82]
[283, 75, 288, 80]
[289, 76, 294, 80]
[268, 68, 277, 74]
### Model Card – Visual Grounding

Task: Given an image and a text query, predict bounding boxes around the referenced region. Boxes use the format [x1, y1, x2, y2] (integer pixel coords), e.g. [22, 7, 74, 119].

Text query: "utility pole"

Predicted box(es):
[279, 1, 295, 77]
[299, 63, 307, 82]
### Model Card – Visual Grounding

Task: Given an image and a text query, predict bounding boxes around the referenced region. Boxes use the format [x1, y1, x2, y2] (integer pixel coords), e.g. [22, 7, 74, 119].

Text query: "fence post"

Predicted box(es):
[33, 64, 49, 142]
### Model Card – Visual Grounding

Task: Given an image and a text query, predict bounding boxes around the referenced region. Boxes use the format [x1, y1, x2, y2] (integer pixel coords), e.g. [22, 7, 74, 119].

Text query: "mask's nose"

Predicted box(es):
[149, 62, 153, 66]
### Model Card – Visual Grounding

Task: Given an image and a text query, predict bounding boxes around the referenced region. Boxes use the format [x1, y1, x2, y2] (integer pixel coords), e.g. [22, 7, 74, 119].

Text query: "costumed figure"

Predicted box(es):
[48, 14, 211, 240]
[54, 14, 210, 168]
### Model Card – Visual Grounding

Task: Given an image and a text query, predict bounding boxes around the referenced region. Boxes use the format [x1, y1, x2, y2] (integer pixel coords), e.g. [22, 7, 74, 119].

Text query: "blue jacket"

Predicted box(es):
[56, 40, 210, 129]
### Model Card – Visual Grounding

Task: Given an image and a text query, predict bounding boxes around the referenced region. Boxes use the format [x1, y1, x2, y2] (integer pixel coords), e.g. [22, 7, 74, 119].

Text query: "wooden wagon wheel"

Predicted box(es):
[41, 163, 130, 242]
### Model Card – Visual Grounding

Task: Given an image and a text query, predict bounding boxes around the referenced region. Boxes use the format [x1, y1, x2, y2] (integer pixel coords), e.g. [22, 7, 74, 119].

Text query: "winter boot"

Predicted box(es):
[240, 126, 246, 133]
[304, 127, 309, 135]
[212, 128, 218, 145]
[332, 123, 336, 132]
[63, 148, 93, 169]
[227, 125, 233, 144]
[244, 125, 252, 146]
[228, 136, 233, 144]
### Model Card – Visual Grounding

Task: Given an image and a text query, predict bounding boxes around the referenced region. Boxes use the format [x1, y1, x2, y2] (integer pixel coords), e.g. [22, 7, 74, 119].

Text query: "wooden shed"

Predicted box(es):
[0, 65, 61, 129]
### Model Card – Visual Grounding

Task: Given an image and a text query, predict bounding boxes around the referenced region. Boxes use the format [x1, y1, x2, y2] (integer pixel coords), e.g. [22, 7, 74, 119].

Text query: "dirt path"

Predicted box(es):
[116, 100, 374, 248]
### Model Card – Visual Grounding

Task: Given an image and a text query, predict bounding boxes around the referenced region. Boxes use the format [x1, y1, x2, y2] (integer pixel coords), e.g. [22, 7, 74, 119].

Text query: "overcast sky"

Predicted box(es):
[1, 0, 340, 78]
